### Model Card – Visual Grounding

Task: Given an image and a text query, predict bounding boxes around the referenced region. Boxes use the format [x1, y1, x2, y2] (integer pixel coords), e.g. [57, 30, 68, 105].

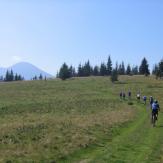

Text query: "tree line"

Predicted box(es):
[32, 74, 47, 81]
[58, 56, 154, 81]
[0, 70, 24, 82]
[152, 59, 163, 79]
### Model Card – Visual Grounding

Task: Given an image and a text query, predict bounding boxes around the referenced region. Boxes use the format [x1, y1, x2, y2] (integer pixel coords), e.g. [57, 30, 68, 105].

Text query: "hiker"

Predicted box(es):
[152, 100, 160, 121]
[143, 96, 147, 104]
[137, 93, 140, 101]
[149, 96, 154, 108]
[123, 92, 126, 100]
[128, 91, 131, 99]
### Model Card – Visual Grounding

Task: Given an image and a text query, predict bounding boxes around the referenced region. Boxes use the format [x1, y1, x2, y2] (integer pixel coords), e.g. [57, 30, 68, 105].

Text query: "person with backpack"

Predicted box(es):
[137, 93, 140, 101]
[152, 100, 160, 121]
[143, 96, 147, 104]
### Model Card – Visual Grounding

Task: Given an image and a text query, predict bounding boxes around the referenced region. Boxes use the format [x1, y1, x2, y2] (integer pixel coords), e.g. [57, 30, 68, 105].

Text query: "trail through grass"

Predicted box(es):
[60, 102, 163, 163]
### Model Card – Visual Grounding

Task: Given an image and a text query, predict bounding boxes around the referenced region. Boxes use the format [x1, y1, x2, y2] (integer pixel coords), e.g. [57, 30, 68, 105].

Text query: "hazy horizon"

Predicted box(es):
[0, 0, 162, 74]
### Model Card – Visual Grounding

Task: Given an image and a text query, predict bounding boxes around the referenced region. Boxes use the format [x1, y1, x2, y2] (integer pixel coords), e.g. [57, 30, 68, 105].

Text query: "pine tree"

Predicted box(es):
[78, 63, 83, 77]
[139, 58, 150, 76]
[39, 74, 43, 80]
[121, 62, 125, 75]
[118, 62, 125, 75]
[5, 70, 9, 81]
[115, 62, 119, 72]
[93, 66, 99, 76]
[107, 56, 112, 75]
[111, 69, 118, 82]
[152, 64, 159, 75]
[126, 64, 132, 75]
[159, 59, 163, 78]
[15, 73, 18, 81]
[59, 63, 71, 80]
[10, 70, 14, 81]
[155, 59, 163, 79]
[118, 64, 122, 75]
[132, 66, 139, 75]
[83, 60, 92, 76]
[100, 63, 107, 76]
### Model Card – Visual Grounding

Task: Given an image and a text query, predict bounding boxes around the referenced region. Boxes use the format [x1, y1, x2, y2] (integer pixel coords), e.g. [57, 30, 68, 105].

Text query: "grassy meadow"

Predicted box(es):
[0, 76, 163, 162]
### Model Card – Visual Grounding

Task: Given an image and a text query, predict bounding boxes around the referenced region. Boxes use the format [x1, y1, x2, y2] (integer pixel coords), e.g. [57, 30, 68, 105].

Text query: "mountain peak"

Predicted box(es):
[0, 62, 53, 80]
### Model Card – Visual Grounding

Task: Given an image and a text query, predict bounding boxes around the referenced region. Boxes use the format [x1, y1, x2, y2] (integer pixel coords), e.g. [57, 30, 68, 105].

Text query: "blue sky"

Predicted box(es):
[0, 0, 162, 75]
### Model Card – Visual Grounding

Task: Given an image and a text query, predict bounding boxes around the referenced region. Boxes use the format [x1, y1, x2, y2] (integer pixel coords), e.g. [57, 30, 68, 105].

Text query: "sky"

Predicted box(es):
[0, 0, 162, 75]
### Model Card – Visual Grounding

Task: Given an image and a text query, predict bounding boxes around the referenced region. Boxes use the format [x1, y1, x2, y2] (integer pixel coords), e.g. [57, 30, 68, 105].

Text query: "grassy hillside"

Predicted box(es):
[0, 76, 162, 162]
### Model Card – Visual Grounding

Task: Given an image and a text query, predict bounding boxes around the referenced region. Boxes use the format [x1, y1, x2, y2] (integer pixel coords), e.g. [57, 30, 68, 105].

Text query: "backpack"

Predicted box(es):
[152, 103, 158, 110]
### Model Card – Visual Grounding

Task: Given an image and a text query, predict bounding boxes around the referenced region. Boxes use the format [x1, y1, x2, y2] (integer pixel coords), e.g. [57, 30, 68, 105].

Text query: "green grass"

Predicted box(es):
[0, 76, 162, 162]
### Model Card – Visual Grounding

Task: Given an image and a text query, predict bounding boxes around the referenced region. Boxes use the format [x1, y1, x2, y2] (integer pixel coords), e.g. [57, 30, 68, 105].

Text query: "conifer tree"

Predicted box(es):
[111, 69, 118, 82]
[107, 56, 112, 75]
[139, 58, 150, 76]
[39, 74, 43, 80]
[100, 63, 107, 76]
[93, 66, 99, 76]
[126, 64, 132, 75]
[59, 63, 71, 80]
[132, 66, 139, 75]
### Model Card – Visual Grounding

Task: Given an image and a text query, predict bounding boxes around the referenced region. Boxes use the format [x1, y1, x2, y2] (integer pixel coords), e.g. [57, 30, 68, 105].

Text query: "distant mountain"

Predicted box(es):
[0, 62, 53, 80]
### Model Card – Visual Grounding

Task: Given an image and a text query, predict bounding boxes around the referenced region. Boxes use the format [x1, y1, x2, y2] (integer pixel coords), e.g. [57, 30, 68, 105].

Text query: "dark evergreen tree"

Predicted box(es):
[139, 58, 150, 76]
[115, 62, 119, 72]
[126, 64, 132, 75]
[132, 66, 139, 75]
[111, 69, 118, 82]
[18, 75, 23, 81]
[118, 64, 122, 75]
[5, 70, 9, 81]
[39, 74, 43, 80]
[118, 62, 125, 75]
[83, 60, 92, 76]
[69, 65, 76, 77]
[100, 63, 107, 76]
[78, 63, 83, 77]
[10, 70, 14, 81]
[152, 64, 159, 75]
[93, 66, 99, 76]
[121, 62, 125, 75]
[107, 56, 112, 75]
[155, 60, 163, 79]
[159, 59, 163, 78]
[59, 63, 71, 80]
[15, 73, 18, 81]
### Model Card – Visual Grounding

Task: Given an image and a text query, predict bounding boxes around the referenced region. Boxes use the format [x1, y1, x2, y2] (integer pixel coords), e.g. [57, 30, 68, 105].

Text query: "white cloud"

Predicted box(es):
[12, 56, 22, 62]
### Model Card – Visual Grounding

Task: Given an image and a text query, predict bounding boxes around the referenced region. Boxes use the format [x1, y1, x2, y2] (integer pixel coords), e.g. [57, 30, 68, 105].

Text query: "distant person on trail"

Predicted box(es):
[120, 92, 123, 99]
[149, 96, 154, 108]
[143, 96, 147, 104]
[137, 93, 140, 101]
[123, 92, 126, 100]
[152, 100, 160, 121]
[128, 91, 131, 99]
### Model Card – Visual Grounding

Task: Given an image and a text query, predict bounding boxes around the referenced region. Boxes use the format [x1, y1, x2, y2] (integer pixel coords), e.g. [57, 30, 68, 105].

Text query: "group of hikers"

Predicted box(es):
[119, 91, 160, 126]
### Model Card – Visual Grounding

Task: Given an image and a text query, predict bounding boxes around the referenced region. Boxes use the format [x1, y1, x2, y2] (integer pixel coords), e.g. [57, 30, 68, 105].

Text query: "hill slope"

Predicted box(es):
[0, 76, 162, 162]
